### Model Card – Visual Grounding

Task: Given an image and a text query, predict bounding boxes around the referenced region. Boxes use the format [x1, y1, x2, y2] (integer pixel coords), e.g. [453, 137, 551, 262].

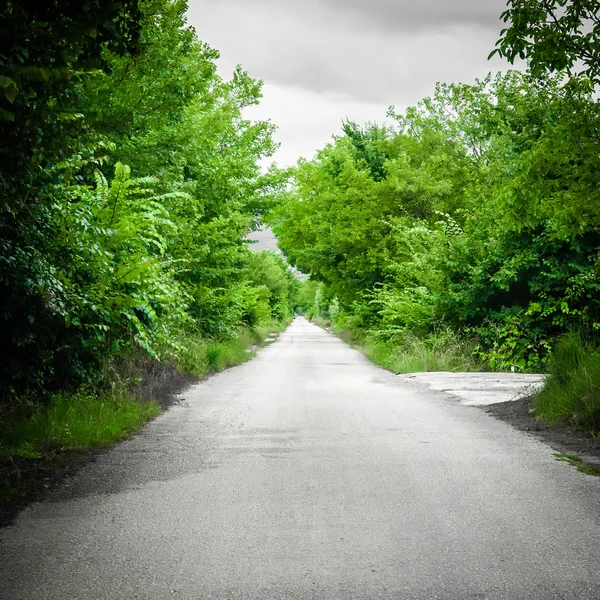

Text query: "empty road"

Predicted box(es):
[2, 318, 600, 599]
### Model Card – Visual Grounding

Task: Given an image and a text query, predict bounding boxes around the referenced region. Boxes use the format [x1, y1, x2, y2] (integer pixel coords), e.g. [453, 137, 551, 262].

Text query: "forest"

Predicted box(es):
[2, 0, 600, 496]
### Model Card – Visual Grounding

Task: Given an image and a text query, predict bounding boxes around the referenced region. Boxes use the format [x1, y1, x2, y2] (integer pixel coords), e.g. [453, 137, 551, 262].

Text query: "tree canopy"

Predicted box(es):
[492, 0, 600, 83]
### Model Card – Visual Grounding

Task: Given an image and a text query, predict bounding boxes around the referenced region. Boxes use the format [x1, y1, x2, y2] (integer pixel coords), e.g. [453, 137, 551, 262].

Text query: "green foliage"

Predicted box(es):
[0, 0, 295, 399]
[66, 162, 189, 358]
[361, 332, 481, 374]
[175, 321, 288, 378]
[554, 453, 582, 463]
[0, 389, 160, 464]
[492, 0, 600, 84]
[326, 310, 480, 374]
[277, 70, 600, 372]
[0, 0, 144, 395]
[535, 333, 600, 431]
[292, 280, 320, 315]
[242, 251, 297, 323]
[0, 317, 288, 505]
[576, 464, 600, 476]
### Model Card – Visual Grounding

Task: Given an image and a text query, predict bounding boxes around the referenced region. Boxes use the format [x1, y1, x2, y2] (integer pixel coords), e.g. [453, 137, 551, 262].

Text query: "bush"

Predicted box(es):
[321, 314, 481, 373]
[535, 332, 600, 431]
[174, 320, 290, 379]
[174, 332, 252, 378]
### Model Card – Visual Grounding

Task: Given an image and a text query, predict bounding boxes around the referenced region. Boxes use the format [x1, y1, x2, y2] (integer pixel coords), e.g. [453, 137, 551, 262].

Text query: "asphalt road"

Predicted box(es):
[2, 318, 600, 599]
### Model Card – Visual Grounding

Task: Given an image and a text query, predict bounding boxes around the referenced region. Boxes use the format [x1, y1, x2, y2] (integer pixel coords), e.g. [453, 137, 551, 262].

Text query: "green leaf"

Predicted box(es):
[0, 76, 18, 103]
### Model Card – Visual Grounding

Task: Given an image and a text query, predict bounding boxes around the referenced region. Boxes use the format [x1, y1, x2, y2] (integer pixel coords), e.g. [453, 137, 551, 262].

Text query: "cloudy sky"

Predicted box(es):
[187, 0, 515, 167]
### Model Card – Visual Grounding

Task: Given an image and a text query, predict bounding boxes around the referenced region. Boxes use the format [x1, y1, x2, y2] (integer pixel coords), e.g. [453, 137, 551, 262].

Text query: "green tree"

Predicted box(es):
[277, 71, 600, 369]
[0, 0, 144, 394]
[0, 0, 288, 397]
[492, 0, 600, 83]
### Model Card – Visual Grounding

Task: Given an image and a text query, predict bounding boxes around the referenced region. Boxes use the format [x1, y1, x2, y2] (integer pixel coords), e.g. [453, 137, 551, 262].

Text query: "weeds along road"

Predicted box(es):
[2, 317, 600, 600]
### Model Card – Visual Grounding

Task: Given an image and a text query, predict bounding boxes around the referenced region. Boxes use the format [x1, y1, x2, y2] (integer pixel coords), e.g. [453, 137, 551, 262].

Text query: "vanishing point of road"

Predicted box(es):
[2, 318, 600, 599]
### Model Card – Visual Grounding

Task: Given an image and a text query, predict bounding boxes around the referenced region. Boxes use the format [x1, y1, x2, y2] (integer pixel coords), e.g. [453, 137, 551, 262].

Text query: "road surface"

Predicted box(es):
[2, 318, 600, 599]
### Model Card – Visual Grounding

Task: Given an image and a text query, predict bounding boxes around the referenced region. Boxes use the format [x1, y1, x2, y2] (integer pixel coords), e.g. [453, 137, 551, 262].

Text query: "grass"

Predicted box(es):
[553, 452, 600, 477]
[176, 319, 290, 378]
[2, 320, 290, 463]
[0, 389, 161, 465]
[554, 452, 583, 463]
[311, 316, 332, 330]
[321, 318, 481, 374]
[576, 465, 600, 476]
[534, 332, 600, 432]
[0, 387, 160, 520]
[361, 333, 480, 373]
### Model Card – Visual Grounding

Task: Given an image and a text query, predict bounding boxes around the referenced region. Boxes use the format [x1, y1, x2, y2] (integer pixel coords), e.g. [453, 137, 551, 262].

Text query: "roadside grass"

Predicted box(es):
[2, 321, 288, 466]
[311, 316, 332, 331]
[0, 388, 161, 522]
[553, 452, 600, 477]
[0, 389, 161, 465]
[554, 452, 583, 463]
[576, 465, 600, 476]
[360, 332, 481, 374]
[316, 317, 481, 374]
[176, 333, 252, 377]
[534, 333, 600, 432]
[176, 319, 290, 378]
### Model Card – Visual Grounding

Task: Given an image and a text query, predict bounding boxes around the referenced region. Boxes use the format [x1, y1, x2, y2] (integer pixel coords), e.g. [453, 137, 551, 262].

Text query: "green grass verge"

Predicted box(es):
[0, 388, 160, 517]
[360, 333, 480, 374]
[316, 318, 481, 374]
[535, 333, 600, 432]
[0, 390, 161, 465]
[554, 452, 583, 463]
[2, 321, 291, 463]
[576, 465, 600, 476]
[176, 319, 290, 378]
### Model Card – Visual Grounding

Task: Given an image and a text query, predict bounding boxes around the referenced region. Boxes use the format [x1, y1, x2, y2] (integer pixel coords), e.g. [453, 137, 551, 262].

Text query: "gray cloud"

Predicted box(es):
[213, 0, 509, 34]
[186, 0, 520, 165]
[326, 0, 508, 30]
[188, 1, 511, 104]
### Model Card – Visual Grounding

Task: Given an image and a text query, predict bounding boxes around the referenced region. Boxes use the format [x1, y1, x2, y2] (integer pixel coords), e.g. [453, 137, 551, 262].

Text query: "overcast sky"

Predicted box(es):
[187, 0, 514, 167]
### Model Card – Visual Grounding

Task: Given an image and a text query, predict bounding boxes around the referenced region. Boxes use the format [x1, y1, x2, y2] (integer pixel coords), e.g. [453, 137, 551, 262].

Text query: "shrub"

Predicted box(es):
[535, 332, 600, 431]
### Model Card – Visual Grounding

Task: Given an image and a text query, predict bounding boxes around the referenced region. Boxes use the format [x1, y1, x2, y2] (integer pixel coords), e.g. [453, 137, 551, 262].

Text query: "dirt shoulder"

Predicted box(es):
[484, 396, 600, 472]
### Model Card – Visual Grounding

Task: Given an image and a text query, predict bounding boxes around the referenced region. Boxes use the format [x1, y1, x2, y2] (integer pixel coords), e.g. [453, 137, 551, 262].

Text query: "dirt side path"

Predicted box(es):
[484, 397, 600, 472]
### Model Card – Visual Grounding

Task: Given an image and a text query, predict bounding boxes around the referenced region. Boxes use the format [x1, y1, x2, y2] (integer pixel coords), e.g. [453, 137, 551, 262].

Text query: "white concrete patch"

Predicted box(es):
[396, 371, 547, 406]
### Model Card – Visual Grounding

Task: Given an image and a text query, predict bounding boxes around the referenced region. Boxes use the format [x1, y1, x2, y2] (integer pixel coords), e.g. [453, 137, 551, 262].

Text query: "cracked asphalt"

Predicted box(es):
[1, 317, 600, 599]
